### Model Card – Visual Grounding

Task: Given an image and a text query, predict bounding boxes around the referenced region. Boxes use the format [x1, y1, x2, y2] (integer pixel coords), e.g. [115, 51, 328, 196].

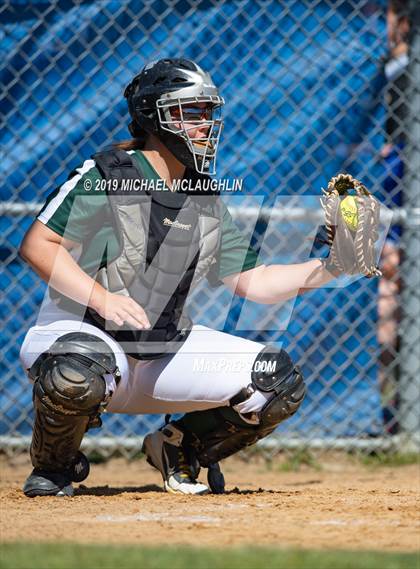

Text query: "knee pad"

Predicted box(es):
[250, 346, 306, 428]
[29, 332, 119, 473]
[180, 346, 305, 467]
[31, 332, 119, 416]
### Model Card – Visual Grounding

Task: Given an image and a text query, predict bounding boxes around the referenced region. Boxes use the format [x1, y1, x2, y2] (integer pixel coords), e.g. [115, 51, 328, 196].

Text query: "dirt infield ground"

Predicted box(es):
[1, 454, 419, 553]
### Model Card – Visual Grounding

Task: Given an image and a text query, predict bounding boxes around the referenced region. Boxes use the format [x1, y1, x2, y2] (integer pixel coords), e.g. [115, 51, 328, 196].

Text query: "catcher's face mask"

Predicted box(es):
[125, 59, 224, 175]
[157, 98, 224, 175]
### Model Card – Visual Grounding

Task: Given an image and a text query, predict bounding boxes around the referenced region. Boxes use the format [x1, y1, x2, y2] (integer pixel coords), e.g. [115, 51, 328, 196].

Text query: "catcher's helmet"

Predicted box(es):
[124, 58, 224, 175]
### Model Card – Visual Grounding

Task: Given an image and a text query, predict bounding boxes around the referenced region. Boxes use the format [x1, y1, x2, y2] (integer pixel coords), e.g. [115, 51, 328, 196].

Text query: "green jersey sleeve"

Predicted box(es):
[207, 200, 264, 287]
[37, 159, 108, 242]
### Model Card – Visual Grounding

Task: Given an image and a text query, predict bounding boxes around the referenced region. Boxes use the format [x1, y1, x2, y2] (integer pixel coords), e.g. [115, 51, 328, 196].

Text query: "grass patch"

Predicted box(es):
[85, 449, 146, 464]
[359, 451, 420, 469]
[275, 447, 322, 472]
[85, 450, 109, 464]
[0, 543, 418, 569]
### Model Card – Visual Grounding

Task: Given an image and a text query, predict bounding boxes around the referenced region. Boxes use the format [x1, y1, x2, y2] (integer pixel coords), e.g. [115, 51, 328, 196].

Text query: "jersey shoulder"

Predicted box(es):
[37, 158, 107, 240]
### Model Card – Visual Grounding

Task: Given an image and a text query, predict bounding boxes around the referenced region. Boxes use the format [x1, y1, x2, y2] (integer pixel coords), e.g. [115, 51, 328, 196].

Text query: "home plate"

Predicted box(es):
[96, 513, 220, 524]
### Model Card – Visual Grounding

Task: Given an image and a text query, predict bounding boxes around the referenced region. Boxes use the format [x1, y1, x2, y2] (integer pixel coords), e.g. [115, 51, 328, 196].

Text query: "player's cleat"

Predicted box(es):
[142, 423, 209, 495]
[23, 469, 74, 498]
[22, 452, 89, 497]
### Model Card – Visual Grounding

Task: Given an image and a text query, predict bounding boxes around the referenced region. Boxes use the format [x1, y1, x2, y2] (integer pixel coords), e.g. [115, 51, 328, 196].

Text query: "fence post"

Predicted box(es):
[398, 1, 420, 449]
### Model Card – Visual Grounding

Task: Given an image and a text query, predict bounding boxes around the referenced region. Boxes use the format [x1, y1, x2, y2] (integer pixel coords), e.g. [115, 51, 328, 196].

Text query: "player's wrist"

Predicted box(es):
[320, 258, 341, 277]
[89, 283, 107, 312]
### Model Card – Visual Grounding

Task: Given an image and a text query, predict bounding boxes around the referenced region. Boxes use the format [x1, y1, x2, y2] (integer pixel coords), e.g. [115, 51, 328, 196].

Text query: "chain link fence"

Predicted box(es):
[1, 0, 419, 459]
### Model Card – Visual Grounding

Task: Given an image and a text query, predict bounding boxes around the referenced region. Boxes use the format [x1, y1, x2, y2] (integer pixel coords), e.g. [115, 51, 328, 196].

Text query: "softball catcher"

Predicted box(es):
[19, 59, 381, 497]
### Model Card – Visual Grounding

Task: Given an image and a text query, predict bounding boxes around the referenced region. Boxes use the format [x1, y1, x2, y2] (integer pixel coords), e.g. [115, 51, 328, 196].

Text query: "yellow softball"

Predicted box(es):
[340, 195, 358, 231]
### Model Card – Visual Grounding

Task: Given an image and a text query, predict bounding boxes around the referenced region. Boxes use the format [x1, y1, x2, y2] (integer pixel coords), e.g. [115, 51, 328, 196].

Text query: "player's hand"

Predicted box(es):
[91, 289, 151, 329]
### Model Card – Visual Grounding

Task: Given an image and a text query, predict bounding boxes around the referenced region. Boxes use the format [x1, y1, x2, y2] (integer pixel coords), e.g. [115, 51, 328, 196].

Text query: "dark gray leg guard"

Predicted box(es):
[24, 332, 119, 497]
[179, 346, 305, 473]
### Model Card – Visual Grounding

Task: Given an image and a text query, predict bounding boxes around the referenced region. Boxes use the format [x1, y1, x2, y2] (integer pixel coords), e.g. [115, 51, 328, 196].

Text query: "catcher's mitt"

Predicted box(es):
[321, 173, 381, 277]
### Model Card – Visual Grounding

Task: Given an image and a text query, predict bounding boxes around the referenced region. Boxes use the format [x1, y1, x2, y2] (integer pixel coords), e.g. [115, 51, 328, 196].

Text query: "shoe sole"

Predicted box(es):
[24, 484, 74, 498]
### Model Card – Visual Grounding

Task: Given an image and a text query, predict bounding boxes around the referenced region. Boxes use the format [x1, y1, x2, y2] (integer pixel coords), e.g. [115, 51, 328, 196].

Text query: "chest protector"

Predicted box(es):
[87, 149, 222, 360]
